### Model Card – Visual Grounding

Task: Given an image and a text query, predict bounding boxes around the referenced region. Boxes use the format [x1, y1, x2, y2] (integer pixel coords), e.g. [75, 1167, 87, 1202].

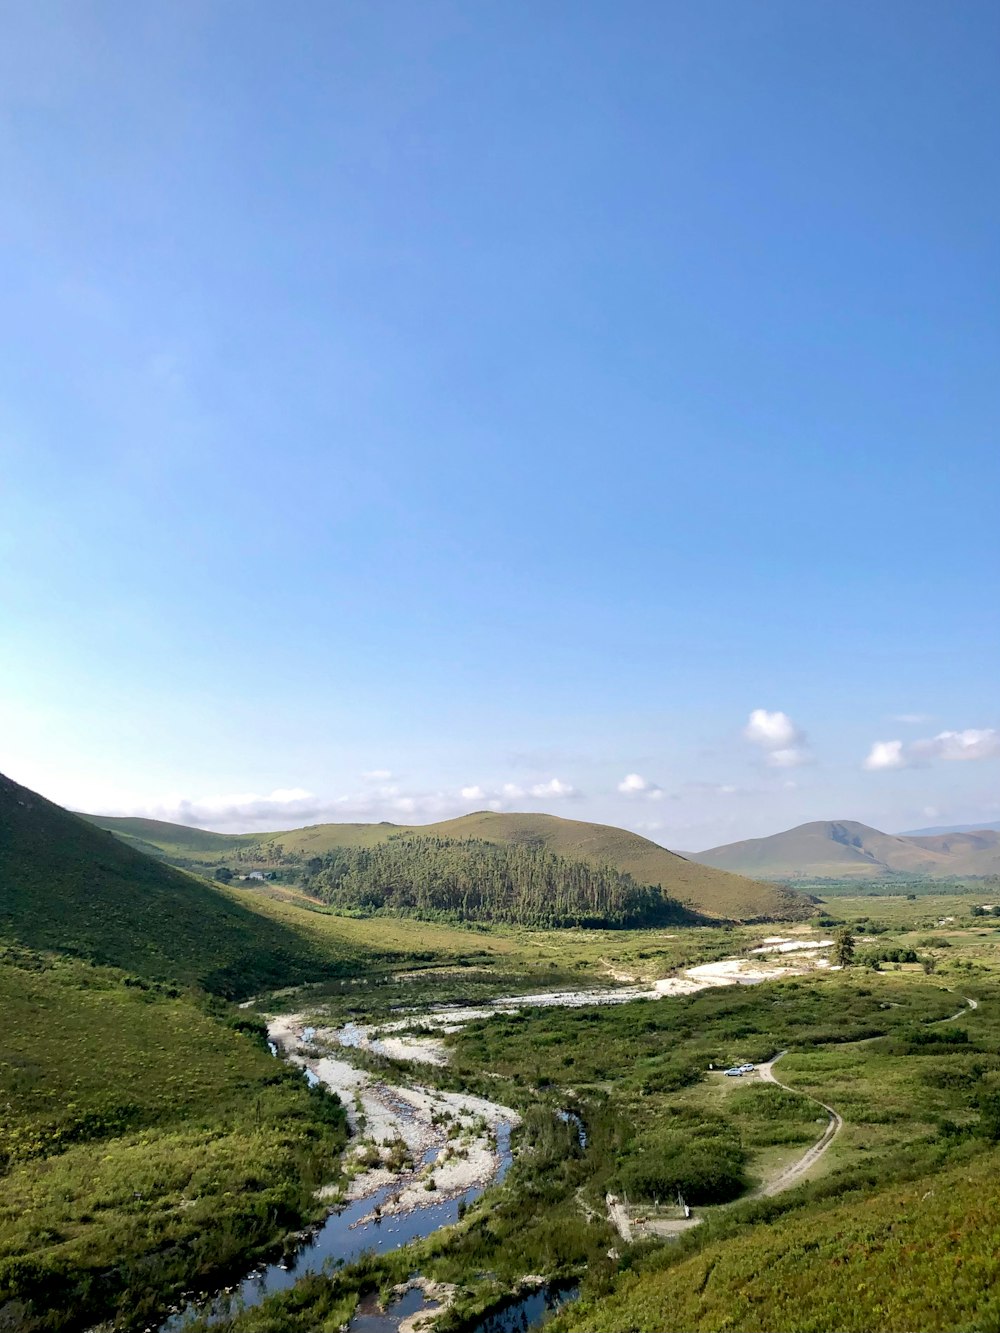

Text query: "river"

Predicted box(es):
[162, 1125, 513, 1329]
[163, 937, 833, 1330]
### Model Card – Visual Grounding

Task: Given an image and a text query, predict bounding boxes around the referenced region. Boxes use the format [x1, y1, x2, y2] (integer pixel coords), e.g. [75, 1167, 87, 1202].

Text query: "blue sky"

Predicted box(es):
[2, 1, 997, 846]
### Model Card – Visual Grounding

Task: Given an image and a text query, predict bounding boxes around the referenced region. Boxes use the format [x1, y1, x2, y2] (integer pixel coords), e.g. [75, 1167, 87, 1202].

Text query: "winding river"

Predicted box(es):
[162, 938, 834, 1330]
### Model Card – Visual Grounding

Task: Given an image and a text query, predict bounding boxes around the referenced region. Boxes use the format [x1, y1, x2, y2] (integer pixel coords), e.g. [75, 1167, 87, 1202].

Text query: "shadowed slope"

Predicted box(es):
[0, 772, 336, 996]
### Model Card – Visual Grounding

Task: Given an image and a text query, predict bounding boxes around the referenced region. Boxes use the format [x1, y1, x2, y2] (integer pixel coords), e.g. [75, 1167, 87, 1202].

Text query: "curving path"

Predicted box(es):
[941, 994, 979, 1023]
[634, 990, 981, 1241]
[752, 990, 980, 1197]
[752, 1051, 844, 1197]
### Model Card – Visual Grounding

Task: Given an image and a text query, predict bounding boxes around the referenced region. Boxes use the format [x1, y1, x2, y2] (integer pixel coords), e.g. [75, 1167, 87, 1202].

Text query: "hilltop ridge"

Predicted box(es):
[84, 808, 811, 922]
[692, 818, 1000, 880]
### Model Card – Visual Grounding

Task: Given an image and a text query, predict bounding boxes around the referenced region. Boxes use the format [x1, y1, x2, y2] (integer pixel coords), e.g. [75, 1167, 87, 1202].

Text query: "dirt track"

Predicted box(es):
[753, 1052, 843, 1196]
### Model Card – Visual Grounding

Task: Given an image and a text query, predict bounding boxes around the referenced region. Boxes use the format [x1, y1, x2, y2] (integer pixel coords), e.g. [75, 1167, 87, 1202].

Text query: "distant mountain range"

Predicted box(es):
[82, 808, 812, 922]
[690, 819, 1000, 881]
[901, 822, 1000, 836]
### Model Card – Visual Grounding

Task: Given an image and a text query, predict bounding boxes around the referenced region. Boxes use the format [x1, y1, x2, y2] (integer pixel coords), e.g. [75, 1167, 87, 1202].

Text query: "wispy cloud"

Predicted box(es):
[743, 709, 811, 768]
[529, 777, 578, 798]
[864, 727, 1000, 771]
[892, 713, 932, 725]
[674, 780, 744, 798]
[102, 771, 585, 831]
[915, 729, 1000, 762]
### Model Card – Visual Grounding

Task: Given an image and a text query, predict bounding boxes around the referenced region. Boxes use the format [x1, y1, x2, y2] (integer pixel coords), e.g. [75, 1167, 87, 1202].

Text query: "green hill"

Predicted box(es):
[690, 819, 1000, 881]
[0, 771, 341, 997]
[0, 772, 361, 1330]
[83, 809, 810, 922]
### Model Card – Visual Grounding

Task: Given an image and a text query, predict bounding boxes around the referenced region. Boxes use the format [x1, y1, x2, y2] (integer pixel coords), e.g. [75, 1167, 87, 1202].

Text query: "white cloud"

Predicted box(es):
[744, 709, 801, 748]
[127, 787, 329, 828]
[915, 728, 1000, 762]
[766, 748, 806, 769]
[362, 769, 394, 782]
[892, 714, 931, 725]
[529, 778, 577, 798]
[743, 709, 810, 768]
[452, 777, 578, 806]
[618, 773, 663, 799]
[864, 727, 1000, 772]
[864, 740, 906, 771]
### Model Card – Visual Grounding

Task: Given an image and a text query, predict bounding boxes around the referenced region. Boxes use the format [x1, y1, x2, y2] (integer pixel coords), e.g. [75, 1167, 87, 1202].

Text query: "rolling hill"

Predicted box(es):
[0, 770, 344, 996]
[0, 770, 359, 1328]
[83, 809, 811, 922]
[692, 819, 1000, 881]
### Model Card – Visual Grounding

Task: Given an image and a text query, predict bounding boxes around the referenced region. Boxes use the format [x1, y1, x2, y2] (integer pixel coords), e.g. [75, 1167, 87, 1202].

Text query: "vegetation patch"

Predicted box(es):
[309, 835, 703, 929]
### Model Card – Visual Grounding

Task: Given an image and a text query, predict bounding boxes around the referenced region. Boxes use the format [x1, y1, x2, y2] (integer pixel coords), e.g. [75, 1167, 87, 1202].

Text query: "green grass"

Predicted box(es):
[47, 896, 992, 1333]
[554, 1143, 1000, 1332]
[182, 1096, 618, 1333]
[0, 948, 348, 1330]
[13, 769, 1000, 1333]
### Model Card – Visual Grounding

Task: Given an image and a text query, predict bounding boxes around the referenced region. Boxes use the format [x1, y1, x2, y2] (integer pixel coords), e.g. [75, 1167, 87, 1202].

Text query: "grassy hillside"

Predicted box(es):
[692, 819, 986, 881]
[78, 814, 248, 860]
[554, 1143, 1000, 1332]
[0, 946, 349, 1331]
[84, 809, 810, 923]
[0, 771, 354, 997]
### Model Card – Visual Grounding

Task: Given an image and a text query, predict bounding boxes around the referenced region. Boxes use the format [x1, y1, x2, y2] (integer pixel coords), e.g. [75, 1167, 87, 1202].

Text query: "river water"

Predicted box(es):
[162, 1126, 513, 1330]
[344, 1281, 580, 1333]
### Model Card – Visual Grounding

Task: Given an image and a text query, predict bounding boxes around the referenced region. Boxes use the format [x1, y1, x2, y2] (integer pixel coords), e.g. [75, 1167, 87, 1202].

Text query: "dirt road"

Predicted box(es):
[753, 1052, 843, 1197]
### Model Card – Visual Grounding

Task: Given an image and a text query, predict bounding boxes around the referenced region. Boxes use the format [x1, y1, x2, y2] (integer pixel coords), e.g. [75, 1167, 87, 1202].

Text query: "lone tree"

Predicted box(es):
[834, 926, 856, 968]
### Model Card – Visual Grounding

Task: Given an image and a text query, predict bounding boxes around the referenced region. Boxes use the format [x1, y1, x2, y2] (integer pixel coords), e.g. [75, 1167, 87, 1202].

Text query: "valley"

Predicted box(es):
[5, 775, 1000, 1332]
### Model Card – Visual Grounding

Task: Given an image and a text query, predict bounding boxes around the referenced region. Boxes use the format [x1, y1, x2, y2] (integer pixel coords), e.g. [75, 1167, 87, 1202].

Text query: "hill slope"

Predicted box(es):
[554, 1145, 1000, 1333]
[84, 809, 811, 922]
[0, 771, 340, 996]
[692, 819, 1000, 880]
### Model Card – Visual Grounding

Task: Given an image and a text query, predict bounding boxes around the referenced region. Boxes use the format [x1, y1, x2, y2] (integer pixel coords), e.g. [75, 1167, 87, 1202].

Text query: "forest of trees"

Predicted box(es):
[308, 835, 700, 929]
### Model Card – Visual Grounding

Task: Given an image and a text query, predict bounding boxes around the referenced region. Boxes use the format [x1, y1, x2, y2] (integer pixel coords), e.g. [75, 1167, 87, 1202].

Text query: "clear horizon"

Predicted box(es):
[3, 2, 997, 846]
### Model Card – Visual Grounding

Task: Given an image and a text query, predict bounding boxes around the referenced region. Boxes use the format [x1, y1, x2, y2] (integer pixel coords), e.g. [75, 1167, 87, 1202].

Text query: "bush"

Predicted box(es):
[617, 1129, 747, 1205]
